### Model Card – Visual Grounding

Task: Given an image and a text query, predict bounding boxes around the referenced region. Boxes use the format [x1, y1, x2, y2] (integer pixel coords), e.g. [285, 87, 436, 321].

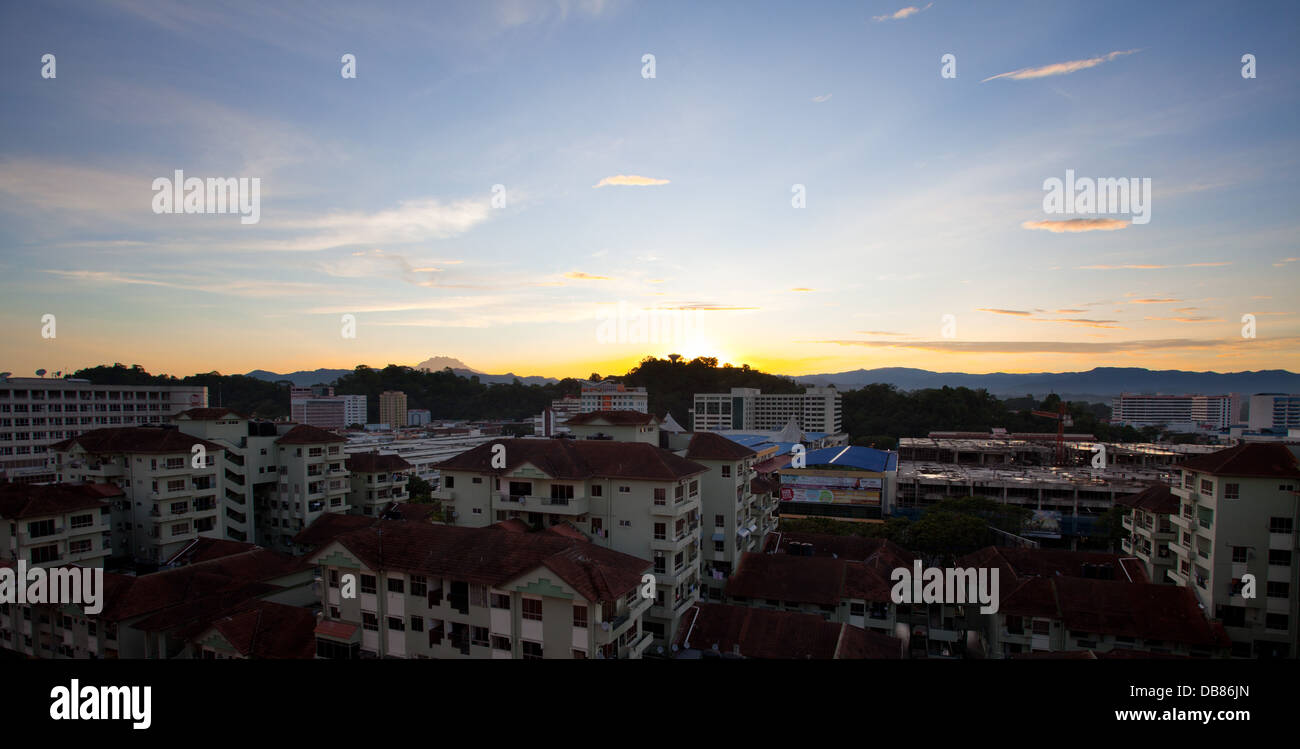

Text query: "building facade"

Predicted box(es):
[379, 391, 408, 428]
[692, 386, 842, 433]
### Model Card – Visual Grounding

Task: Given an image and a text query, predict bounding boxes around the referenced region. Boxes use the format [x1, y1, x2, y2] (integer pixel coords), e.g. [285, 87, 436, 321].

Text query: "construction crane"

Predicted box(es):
[1031, 402, 1073, 466]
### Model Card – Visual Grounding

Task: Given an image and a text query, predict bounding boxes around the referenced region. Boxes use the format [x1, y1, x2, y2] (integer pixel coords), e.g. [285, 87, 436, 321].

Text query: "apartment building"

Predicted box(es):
[565, 410, 661, 443]
[170, 408, 283, 544]
[432, 437, 707, 645]
[0, 482, 120, 568]
[0, 375, 207, 484]
[407, 409, 431, 427]
[580, 382, 648, 413]
[345, 452, 412, 515]
[0, 546, 313, 659]
[1117, 484, 1179, 584]
[675, 432, 774, 596]
[1248, 393, 1300, 432]
[1111, 393, 1242, 432]
[378, 391, 408, 428]
[673, 602, 903, 659]
[261, 424, 351, 552]
[533, 395, 581, 437]
[52, 427, 225, 565]
[308, 520, 654, 659]
[692, 386, 842, 434]
[1169, 442, 1300, 658]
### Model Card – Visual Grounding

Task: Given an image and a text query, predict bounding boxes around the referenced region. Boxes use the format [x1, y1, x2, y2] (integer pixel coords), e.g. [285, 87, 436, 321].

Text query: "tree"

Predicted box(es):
[407, 475, 433, 504]
[589, 372, 603, 382]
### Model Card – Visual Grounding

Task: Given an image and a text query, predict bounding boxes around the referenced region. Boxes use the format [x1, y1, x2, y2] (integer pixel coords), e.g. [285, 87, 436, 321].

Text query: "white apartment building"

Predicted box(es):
[345, 452, 412, 515]
[0, 483, 120, 568]
[308, 521, 654, 659]
[1248, 394, 1300, 432]
[171, 408, 280, 543]
[533, 395, 581, 437]
[261, 424, 351, 552]
[52, 426, 225, 565]
[581, 382, 648, 413]
[290, 394, 366, 429]
[692, 386, 842, 434]
[0, 376, 207, 483]
[432, 438, 707, 646]
[1169, 442, 1300, 658]
[1111, 393, 1242, 432]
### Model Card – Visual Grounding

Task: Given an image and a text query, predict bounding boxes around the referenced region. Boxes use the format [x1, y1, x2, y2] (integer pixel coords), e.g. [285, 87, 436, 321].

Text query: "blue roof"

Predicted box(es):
[782, 446, 897, 472]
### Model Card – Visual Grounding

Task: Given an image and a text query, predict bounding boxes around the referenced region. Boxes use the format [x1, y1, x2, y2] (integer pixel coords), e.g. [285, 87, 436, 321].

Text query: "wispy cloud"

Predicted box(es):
[1022, 218, 1129, 233]
[593, 175, 670, 188]
[977, 308, 1032, 316]
[872, 3, 933, 22]
[813, 337, 1299, 354]
[564, 271, 613, 280]
[1078, 262, 1232, 270]
[1274, 257, 1299, 267]
[812, 94, 833, 103]
[982, 49, 1139, 83]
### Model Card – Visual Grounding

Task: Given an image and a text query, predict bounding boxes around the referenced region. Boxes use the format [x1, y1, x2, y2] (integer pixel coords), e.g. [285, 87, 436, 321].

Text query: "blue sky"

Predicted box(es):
[1, 0, 1297, 379]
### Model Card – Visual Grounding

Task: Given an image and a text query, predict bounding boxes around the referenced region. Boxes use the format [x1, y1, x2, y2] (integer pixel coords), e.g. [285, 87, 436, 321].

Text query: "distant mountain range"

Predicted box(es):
[793, 367, 1300, 401]
[245, 356, 560, 387]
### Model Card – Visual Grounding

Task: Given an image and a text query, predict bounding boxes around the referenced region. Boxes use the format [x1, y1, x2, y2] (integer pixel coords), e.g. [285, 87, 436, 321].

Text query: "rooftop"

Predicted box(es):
[673, 603, 902, 659]
[1176, 442, 1300, 478]
[51, 426, 223, 455]
[435, 438, 708, 482]
[0, 481, 120, 519]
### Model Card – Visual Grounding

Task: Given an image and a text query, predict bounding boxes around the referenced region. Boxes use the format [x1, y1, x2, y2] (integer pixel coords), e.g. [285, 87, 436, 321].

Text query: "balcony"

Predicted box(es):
[506, 494, 591, 516]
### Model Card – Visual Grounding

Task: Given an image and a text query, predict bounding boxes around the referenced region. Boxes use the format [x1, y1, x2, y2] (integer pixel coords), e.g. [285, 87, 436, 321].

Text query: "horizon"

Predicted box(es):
[2, 1, 1298, 378]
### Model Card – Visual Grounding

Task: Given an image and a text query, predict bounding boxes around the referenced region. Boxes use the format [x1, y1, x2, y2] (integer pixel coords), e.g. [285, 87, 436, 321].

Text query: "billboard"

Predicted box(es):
[779, 472, 881, 506]
[1023, 510, 1062, 539]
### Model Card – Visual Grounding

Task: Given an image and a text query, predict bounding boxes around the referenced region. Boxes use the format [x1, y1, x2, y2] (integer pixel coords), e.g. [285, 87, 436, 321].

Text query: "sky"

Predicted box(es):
[0, 0, 1297, 380]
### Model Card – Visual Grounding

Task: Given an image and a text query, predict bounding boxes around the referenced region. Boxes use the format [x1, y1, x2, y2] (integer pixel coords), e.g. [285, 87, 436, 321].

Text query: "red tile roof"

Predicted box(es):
[725, 552, 896, 605]
[312, 520, 651, 604]
[435, 438, 708, 482]
[957, 546, 1150, 584]
[51, 426, 224, 455]
[765, 532, 915, 568]
[0, 482, 119, 519]
[199, 600, 317, 659]
[163, 537, 262, 566]
[1177, 442, 1300, 478]
[314, 619, 359, 640]
[1115, 484, 1180, 514]
[276, 424, 346, 444]
[673, 603, 901, 659]
[346, 452, 413, 473]
[565, 411, 659, 426]
[292, 513, 376, 549]
[98, 549, 311, 623]
[685, 431, 757, 461]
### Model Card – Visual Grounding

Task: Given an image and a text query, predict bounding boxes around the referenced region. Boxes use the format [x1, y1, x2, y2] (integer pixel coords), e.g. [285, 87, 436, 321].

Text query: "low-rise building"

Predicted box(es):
[673, 602, 903, 659]
[0, 482, 120, 568]
[308, 520, 654, 659]
[1116, 484, 1179, 584]
[345, 452, 412, 515]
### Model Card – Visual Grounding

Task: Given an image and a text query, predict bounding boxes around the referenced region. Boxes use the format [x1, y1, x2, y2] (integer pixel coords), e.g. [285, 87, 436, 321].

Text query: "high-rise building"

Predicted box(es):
[1111, 393, 1242, 432]
[262, 424, 351, 551]
[1169, 442, 1300, 658]
[580, 382, 648, 413]
[379, 391, 408, 428]
[1248, 394, 1300, 432]
[0, 376, 207, 484]
[692, 387, 842, 434]
[290, 391, 366, 429]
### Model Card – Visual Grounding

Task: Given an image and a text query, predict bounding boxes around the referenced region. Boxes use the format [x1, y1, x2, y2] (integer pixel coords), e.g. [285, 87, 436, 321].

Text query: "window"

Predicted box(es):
[70, 514, 93, 529]
[30, 544, 59, 564]
[591, 485, 602, 497]
[491, 593, 511, 610]
[410, 616, 424, 632]
[388, 578, 405, 594]
[361, 574, 377, 594]
[1231, 546, 1248, 563]
[1266, 581, 1290, 599]
[618, 485, 630, 494]
[721, 465, 731, 478]
[715, 514, 724, 527]
[170, 522, 189, 536]
[69, 539, 92, 555]
[522, 641, 542, 660]
[387, 616, 405, 631]
[471, 627, 489, 647]
[522, 598, 543, 621]
[689, 480, 699, 495]
[573, 605, 588, 628]
[654, 522, 666, 540]
[573, 649, 587, 659]
[653, 488, 666, 505]
[1224, 483, 1240, 500]
[410, 575, 427, 596]
[714, 540, 725, 552]
[26, 519, 55, 538]
[1183, 474, 1194, 489]
[1265, 613, 1289, 631]
[444, 476, 454, 488]
[509, 481, 532, 497]
[471, 476, 482, 484]
[1270, 517, 1294, 534]
[1200, 479, 1213, 494]
[362, 612, 378, 631]
[492, 636, 511, 651]
[1269, 550, 1292, 566]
